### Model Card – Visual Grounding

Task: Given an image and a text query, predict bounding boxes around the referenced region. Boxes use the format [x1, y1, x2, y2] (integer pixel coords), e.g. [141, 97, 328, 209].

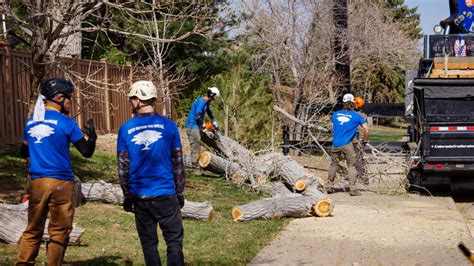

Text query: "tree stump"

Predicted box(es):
[181, 200, 214, 221]
[0, 202, 84, 245]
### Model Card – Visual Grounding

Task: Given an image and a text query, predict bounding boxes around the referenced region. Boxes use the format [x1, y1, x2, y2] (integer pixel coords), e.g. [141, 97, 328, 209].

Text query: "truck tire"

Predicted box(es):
[406, 169, 422, 191]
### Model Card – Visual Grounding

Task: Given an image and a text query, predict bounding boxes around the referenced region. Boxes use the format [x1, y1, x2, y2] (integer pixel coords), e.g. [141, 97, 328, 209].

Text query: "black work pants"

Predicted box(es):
[134, 194, 184, 266]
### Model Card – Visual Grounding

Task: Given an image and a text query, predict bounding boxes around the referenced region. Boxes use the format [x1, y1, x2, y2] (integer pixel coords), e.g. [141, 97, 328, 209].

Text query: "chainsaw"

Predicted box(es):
[202, 120, 220, 140]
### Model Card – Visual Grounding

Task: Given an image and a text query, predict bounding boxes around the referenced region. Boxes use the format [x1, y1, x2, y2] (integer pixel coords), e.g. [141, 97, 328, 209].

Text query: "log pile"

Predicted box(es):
[0, 202, 84, 245]
[197, 133, 334, 221]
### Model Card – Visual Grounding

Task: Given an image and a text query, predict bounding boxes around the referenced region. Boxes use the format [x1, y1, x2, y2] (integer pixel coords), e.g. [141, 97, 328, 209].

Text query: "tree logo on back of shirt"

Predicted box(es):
[28, 124, 55, 143]
[336, 114, 351, 125]
[131, 130, 162, 150]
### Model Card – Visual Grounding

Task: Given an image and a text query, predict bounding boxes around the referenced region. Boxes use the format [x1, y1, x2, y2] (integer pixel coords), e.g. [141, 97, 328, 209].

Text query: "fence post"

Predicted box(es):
[101, 59, 111, 133]
[126, 62, 133, 85]
[74, 60, 83, 128]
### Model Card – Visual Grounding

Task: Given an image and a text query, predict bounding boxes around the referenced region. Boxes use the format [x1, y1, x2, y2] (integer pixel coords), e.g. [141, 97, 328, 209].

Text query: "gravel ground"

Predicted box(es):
[250, 192, 472, 265]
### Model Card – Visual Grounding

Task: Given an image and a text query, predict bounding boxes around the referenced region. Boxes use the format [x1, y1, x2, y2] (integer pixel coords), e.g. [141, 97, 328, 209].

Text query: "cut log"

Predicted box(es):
[270, 182, 300, 198]
[81, 181, 124, 204]
[181, 200, 214, 221]
[253, 152, 319, 192]
[0, 202, 84, 245]
[198, 151, 253, 185]
[253, 152, 286, 177]
[232, 194, 333, 221]
[232, 198, 276, 221]
[302, 184, 334, 217]
[82, 181, 215, 221]
[200, 132, 253, 171]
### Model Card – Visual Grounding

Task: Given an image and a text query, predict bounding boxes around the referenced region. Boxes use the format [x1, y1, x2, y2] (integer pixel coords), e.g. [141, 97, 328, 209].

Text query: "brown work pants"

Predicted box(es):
[327, 143, 358, 192]
[16, 177, 74, 266]
[353, 141, 368, 182]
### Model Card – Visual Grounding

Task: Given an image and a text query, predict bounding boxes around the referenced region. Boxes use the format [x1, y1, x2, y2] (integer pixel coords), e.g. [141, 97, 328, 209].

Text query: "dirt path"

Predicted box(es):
[250, 192, 472, 265]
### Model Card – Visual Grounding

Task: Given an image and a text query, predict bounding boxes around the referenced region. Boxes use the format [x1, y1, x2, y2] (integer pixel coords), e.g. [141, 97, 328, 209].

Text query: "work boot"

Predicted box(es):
[349, 190, 361, 196]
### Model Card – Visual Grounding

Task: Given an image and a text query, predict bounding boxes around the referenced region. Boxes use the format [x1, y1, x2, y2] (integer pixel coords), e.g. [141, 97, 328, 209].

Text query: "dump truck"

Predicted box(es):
[406, 0, 474, 189]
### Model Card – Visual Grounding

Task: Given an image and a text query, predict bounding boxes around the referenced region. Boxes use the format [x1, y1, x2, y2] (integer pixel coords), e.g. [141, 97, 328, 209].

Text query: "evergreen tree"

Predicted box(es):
[385, 0, 422, 40]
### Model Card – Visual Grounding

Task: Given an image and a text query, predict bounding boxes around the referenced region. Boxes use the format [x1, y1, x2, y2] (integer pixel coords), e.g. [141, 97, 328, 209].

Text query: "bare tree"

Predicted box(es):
[0, 1, 227, 115]
[238, 0, 418, 140]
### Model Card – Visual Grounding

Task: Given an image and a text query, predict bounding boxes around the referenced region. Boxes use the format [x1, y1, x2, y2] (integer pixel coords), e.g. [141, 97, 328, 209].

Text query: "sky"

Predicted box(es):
[405, 0, 450, 35]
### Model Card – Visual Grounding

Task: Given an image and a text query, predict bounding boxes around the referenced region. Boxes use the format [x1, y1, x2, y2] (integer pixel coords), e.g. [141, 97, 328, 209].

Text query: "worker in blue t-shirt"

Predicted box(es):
[17, 78, 96, 266]
[117, 80, 186, 266]
[327, 93, 369, 196]
[185, 87, 220, 174]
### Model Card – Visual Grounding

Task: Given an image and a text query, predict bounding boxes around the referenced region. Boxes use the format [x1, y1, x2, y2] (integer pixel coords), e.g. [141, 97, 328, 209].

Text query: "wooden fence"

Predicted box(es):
[0, 46, 174, 145]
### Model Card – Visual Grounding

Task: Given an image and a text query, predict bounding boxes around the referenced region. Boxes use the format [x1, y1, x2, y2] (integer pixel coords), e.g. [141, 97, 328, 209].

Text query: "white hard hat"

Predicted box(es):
[342, 93, 354, 103]
[207, 87, 220, 99]
[128, 81, 158, 100]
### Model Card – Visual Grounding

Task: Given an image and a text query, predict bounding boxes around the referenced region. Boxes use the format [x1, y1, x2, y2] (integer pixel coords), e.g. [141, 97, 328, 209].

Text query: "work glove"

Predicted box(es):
[123, 196, 134, 213]
[177, 195, 185, 209]
[212, 121, 219, 131]
[82, 118, 97, 141]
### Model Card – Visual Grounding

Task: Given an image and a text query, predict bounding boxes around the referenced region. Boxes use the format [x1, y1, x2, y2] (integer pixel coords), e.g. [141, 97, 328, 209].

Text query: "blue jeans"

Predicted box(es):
[133, 195, 184, 266]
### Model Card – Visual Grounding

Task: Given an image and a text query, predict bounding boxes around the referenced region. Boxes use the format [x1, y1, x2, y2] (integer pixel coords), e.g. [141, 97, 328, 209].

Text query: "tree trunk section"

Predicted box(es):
[232, 198, 277, 221]
[81, 181, 215, 220]
[270, 182, 300, 198]
[302, 184, 334, 217]
[232, 194, 333, 221]
[0, 202, 84, 245]
[200, 132, 253, 168]
[198, 151, 253, 185]
[181, 200, 214, 221]
[81, 181, 124, 204]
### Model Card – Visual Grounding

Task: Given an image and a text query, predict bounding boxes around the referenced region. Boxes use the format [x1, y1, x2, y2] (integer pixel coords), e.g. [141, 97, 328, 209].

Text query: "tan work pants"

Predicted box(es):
[187, 128, 202, 170]
[327, 143, 358, 192]
[16, 177, 74, 266]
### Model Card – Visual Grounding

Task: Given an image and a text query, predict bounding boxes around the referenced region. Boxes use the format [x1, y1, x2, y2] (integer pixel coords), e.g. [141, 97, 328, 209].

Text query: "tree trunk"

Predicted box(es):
[232, 198, 277, 221]
[270, 182, 300, 198]
[198, 151, 254, 185]
[302, 184, 334, 217]
[200, 132, 252, 166]
[181, 200, 214, 221]
[232, 194, 333, 221]
[254, 152, 319, 192]
[253, 152, 286, 177]
[81, 181, 214, 220]
[81, 181, 124, 204]
[0, 202, 84, 245]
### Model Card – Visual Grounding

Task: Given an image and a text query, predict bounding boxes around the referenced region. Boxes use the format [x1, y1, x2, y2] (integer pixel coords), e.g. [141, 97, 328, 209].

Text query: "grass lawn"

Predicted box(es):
[369, 126, 406, 142]
[0, 145, 288, 265]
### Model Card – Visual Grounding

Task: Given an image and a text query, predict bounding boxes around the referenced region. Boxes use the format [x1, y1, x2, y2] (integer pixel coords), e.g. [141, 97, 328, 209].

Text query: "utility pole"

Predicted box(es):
[333, 0, 351, 96]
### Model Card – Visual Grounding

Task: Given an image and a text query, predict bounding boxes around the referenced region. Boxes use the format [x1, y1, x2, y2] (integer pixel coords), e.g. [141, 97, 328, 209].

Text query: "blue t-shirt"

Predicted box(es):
[186, 97, 209, 128]
[332, 110, 366, 148]
[117, 114, 182, 197]
[23, 110, 84, 181]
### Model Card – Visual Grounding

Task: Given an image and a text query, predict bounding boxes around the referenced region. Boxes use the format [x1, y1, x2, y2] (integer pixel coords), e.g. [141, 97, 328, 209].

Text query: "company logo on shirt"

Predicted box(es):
[131, 130, 163, 150]
[28, 124, 55, 143]
[336, 113, 352, 125]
